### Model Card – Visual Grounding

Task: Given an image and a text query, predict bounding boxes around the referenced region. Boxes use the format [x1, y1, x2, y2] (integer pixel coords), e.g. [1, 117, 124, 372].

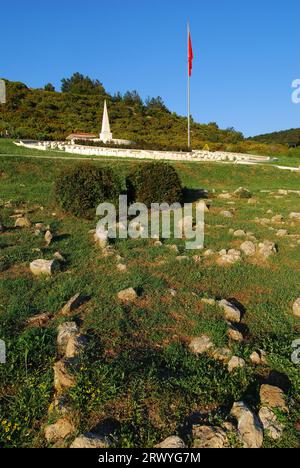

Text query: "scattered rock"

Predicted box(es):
[30, 259, 60, 276]
[201, 297, 216, 306]
[70, 432, 112, 449]
[258, 407, 284, 440]
[166, 244, 179, 253]
[192, 425, 227, 448]
[53, 251, 66, 263]
[218, 300, 241, 323]
[53, 360, 76, 393]
[65, 334, 87, 359]
[233, 230, 246, 237]
[212, 347, 231, 362]
[276, 229, 288, 238]
[271, 215, 284, 224]
[217, 249, 241, 265]
[45, 230, 53, 246]
[234, 187, 252, 199]
[228, 356, 245, 373]
[189, 335, 214, 355]
[168, 288, 177, 297]
[240, 241, 256, 257]
[154, 240, 163, 247]
[220, 210, 233, 218]
[60, 294, 83, 316]
[57, 322, 79, 354]
[260, 385, 288, 412]
[155, 436, 186, 449]
[289, 212, 300, 221]
[27, 313, 50, 327]
[94, 228, 108, 248]
[250, 350, 267, 365]
[218, 193, 232, 200]
[203, 249, 214, 257]
[15, 216, 32, 228]
[257, 241, 277, 259]
[230, 402, 263, 448]
[176, 256, 188, 262]
[292, 298, 300, 318]
[227, 324, 244, 342]
[117, 287, 138, 303]
[116, 263, 127, 272]
[45, 418, 74, 443]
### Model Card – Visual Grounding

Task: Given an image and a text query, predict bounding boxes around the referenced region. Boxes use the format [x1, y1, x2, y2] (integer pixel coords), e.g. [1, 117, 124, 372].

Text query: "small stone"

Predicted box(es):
[167, 244, 179, 253]
[94, 228, 108, 248]
[154, 240, 163, 247]
[227, 325, 243, 342]
[250, 350, 267, 365]
[45, 230, 53, 246]
[260, 385, 288, 412]
[60, 294, 83, 316]
[45, 418, 74, 443]
[203, 249, 214, 257]
[70, 433, 112, 449]
[212, 347, 231, 362]
[231, 402, 263, 448]
[192, 425, 227, 448]
[27, 313, 50, 327]
[193, 255, 201, 263]
[155, 436, 186, 449]
[189, 335, 214, 355]
[54, 251, 66, 263]
[53, 360, 76, 393]
[201, 298, 216, 306]
[292, 298, 300, 318]
[30, 259, 60, 276]
[218, 300, 241, 323]
[289, 212, 300, 221]
[276, 229, 288, 238]
[258, 407, 284, 440]
[258, 241, 277, 259]
[15, 216, 32, 228]
[117, 287, 138, 303]
[234, 187, 252, 199]
[169, 289, 177, 297]
[271, 215, 284, 224]
[240, 241, 256, 257]
[117, 263, 127, 272]
[220, 210, 233, 218]
[176, 256, 188, 262]
[65, 334, 87, 359]
[233, 230, 246, 237]
[57, 322, 79, 354]
[218, 192, 232, 200]
[228, 356, 245, 373]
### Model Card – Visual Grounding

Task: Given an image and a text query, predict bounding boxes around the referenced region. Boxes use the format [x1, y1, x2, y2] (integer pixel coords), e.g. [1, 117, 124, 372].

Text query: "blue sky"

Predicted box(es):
[1, 0, 299, 136]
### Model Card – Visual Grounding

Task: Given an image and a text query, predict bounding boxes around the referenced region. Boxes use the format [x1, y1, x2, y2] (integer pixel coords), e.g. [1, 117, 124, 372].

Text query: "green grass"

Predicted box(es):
[0, 139, 299, 448]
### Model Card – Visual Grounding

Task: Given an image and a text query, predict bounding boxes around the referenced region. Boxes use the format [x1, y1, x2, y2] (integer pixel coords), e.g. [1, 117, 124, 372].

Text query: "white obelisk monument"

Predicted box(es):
[100, 100, 113, 143]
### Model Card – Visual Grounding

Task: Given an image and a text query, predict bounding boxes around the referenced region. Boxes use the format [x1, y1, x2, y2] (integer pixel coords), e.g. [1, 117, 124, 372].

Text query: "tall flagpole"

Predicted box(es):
[187, 22, 191, 148]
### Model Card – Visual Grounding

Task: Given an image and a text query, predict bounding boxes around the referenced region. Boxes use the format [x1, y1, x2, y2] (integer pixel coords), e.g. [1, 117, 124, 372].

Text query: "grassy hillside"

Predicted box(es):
[0, 140, 299, 448]
[251, 128, 300, 148]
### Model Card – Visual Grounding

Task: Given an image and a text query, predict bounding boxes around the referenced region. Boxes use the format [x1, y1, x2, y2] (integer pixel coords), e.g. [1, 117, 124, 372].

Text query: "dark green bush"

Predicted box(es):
[55, 164, 122, 218]
[126, 162, 183, 207]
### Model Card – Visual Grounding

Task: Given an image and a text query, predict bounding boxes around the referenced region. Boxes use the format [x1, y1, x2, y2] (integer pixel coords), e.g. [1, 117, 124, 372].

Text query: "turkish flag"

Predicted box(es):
[188, 31, 194, 77]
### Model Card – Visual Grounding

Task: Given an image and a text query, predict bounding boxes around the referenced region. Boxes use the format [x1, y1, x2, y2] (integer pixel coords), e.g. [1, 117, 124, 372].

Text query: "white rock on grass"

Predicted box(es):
[53, 360, 76, 393]
[234, 187, 252, 199]
[289, 212, 300, 221]
[57, 322, 79, 354]
[231, 402, 263, 448]
[220, 210, 233, 218]
[292, 298, 300, 318]
[65, 334, 87, 359]
[30, 259, 60, 276]
[259, 385, 288, 412]
[45, 230, 53, 246]
[44, 418, 75, 443]
[189, 335, 214, 355]
[117, 263, 127, 272]
[27, 313, 50, 327]
[217, 249, 241, 265]
[60, 293, 83, 316]
[15, 216, 32, 228]
[212, 347, 232, 362]
[94, 228, 108, 248]
[258, 241, 277, 259]
[70, 433, 112, 449]
[155, 436, 186, 449]
[250, 350, 267, 365]
[117, 287, 138, 303]
[233, 230, 246, 237]
[258, 407, 284, 440]
[227, 325, 244, 342]
[276, 229, 288, 238]
[228, 356, 245, 373]
[192, 425, 227, 448]
[240, 241, 256, 257]
[218, 300, 241, 323]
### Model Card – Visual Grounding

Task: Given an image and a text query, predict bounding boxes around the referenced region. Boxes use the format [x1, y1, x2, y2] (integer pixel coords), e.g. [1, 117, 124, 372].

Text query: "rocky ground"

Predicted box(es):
[0, 150, 299, 448]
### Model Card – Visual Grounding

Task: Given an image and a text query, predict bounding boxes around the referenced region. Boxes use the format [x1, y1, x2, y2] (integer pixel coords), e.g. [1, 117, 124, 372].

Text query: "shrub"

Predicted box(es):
[55, 164, 123, 218]
[126, 162, 183, 207]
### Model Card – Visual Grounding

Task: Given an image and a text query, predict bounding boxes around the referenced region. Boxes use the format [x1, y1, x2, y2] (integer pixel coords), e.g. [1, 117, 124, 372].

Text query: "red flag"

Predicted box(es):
[188, 31, 194, 77]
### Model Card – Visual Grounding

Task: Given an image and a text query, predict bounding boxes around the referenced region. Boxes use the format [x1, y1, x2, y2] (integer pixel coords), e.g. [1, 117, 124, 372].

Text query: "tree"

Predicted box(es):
[44, 83, 55, 92]
[145, 96, 167, 111]
[123, 90, 143, 106]
[61, 73, 106, 96]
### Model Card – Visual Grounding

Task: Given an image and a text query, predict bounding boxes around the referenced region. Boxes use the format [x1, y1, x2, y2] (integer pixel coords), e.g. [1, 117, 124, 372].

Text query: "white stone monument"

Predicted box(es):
[99, 100, 113, 143]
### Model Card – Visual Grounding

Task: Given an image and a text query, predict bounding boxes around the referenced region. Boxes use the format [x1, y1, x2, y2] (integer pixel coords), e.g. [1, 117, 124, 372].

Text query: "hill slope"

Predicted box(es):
[251, 128, 300, 147]
[0, 79, 244, 149]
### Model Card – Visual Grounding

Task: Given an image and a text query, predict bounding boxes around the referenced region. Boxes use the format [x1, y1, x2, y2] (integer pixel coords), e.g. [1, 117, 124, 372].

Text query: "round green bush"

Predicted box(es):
[55, 164, 123, 218]
[126, 162, 183, 207]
